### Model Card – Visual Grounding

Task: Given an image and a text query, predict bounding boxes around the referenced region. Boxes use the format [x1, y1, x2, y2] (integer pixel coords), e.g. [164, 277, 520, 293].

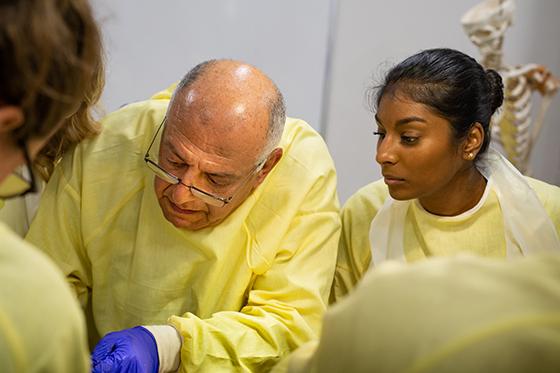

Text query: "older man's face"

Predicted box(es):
[153, 84, 271, 231]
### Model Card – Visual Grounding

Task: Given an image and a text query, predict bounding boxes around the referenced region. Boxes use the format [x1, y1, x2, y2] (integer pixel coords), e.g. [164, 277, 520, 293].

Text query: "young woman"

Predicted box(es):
[0, 0, 103, 371]
[332, 48, 560, 301]
[273, 48, 560, 373]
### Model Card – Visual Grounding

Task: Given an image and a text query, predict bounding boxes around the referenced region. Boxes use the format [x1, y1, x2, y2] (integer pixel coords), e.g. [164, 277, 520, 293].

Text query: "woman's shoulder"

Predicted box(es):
[341, 179, 389, 231]
[525, 176, 560, 229]
[342, 179, 389, 218]
[525, 177, 560, 208]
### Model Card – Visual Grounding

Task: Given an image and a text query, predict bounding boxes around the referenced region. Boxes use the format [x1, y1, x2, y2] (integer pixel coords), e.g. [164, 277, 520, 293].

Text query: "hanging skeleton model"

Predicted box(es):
[461, 0, 559, 174]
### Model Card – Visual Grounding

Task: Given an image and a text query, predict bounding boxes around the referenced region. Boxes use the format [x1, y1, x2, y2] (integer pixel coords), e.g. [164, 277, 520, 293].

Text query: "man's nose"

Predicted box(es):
[168, 168, 200, 205]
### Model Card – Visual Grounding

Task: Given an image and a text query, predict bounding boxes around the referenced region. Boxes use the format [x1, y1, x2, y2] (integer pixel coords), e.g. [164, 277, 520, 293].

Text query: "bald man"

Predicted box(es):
[26, 60, 341, 372]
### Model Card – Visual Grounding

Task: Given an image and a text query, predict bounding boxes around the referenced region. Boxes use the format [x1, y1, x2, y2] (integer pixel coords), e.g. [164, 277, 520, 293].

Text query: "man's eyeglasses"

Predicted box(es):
[144, 118, 265, 208]
[0, 140, 37, 199]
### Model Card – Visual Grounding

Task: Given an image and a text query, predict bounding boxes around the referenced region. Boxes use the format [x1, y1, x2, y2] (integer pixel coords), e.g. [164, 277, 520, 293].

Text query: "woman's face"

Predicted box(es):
[374, 93, 468, 204]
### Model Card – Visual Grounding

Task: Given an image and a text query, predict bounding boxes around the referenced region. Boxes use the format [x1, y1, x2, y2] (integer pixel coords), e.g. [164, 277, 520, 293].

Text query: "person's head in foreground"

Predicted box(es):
[146, 59, 285, 230]
[0, 0, 103, 195]
[371, 47, 503, 216]
[0, 1, 103, 372]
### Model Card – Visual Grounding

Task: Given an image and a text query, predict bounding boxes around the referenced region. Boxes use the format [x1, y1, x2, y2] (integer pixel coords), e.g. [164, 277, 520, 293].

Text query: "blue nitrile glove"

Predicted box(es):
[91, 326, 159, 373]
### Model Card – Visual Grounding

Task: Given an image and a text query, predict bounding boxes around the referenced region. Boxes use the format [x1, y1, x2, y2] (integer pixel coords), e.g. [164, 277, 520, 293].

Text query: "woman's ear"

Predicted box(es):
[462, 122, 484, 160]
[0, 106, 24, 134]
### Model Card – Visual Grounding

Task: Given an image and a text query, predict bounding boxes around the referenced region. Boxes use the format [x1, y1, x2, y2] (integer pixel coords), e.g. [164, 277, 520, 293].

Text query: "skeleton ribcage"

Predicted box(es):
[491, 66, 534, 174]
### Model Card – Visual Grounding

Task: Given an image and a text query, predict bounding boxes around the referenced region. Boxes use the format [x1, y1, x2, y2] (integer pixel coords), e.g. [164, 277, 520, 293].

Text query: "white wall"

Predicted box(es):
[92, 0, 332, 131]
[92, 1, 560, 203]
[325, 0, 560, 202]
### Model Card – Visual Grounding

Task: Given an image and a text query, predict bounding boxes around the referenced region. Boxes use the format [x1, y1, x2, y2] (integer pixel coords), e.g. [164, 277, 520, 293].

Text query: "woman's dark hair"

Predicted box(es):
[371, 48, 504, 156]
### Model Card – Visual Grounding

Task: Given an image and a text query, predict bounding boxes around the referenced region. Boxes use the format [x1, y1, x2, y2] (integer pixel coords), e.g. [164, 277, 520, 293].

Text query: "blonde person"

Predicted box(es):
[275, 48, 560, 373]
[332, 47, 560, 301]
[0, 55, 104, 237]
[0, 0, 103, 371]
[26, 59, 341, 372]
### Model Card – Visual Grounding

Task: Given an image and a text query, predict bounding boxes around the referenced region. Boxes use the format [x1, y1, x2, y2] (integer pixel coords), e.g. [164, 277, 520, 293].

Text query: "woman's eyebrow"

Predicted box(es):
[374, 115, 427, 127]
[395, 116, 427, 127]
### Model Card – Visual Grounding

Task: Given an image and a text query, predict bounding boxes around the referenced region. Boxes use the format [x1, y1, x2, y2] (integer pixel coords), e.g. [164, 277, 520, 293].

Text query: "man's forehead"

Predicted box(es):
[162, 111, 265, 167]
[167, 103, 263, 141]
[168, 88, 268, 140]
[170, 86, 257, 124]
[162, 121, 233, 158]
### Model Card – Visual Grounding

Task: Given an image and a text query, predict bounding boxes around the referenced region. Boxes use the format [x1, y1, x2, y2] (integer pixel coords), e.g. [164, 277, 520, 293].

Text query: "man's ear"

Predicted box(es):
[462, 122, 484, 160]
[254, 147, 283, 187]
[0, 106, 24, 134]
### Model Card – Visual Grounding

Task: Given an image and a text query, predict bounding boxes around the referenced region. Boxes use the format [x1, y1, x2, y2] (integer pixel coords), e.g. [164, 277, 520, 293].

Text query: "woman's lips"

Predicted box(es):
[383, 175, 405, 186]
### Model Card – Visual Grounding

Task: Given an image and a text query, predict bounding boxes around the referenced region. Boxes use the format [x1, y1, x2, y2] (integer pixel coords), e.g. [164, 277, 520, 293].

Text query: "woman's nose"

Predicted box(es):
[375, 136, 398, 165]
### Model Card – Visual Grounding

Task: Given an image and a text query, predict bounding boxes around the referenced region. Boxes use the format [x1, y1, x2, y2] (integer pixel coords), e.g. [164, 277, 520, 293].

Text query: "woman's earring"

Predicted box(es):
[465, 152, 475, 160]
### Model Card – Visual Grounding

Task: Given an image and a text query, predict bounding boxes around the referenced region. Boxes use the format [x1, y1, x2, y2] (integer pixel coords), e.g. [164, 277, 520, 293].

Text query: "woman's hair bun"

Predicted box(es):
[486, 69, 504, 113]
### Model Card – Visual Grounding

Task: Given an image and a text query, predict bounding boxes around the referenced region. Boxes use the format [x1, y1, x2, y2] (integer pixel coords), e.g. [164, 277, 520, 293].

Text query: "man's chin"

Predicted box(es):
[163, 209, 208, 231]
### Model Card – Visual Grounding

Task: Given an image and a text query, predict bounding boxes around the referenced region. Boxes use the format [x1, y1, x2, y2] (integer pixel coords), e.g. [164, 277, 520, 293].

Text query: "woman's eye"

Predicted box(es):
[373, 131, 386, 138]
[401, 136, 418, 145]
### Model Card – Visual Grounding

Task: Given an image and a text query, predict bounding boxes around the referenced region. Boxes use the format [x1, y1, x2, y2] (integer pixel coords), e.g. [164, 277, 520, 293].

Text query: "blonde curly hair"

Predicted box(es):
[35, 62, 105, 180]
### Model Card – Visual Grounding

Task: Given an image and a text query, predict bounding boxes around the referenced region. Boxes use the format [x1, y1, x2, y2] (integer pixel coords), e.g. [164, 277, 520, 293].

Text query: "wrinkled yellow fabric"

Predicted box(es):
[0, 190, 42, 237]
[0, 222, 89, 372]
[0, 198, 28, 237]
[332, 178, 560, 302]
[277, 254, 560, 373]
[26, 85, 341, 372]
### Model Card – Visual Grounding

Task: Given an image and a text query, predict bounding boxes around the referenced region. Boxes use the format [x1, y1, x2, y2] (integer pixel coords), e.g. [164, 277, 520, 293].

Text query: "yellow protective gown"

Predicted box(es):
[0, 190, 42, 237]
[26, 86, 341, 372]
[332, 178, 560, 301]
[274, 254, 560, 373]
[0, 222, 89, 372]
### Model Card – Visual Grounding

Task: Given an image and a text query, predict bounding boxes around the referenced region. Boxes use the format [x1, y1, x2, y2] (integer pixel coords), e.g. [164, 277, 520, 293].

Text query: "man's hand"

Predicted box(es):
[91, 326, 159, 373]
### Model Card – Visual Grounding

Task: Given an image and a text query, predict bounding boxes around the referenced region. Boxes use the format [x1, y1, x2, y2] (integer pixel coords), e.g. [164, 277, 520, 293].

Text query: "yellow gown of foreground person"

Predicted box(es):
[26, 82, 341, 371]
[273, 253, 560, 373]
[0, 223, 89, 372]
